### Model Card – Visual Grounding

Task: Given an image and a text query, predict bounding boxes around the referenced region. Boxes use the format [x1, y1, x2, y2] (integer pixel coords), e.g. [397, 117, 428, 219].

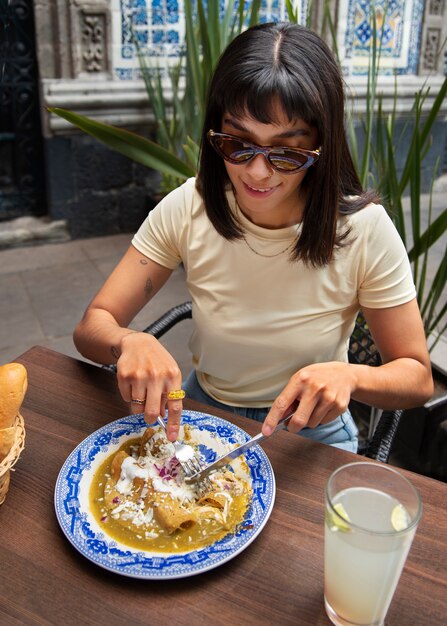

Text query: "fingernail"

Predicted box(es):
[168, 425, 179, 441]
[263, 424, 273, 436]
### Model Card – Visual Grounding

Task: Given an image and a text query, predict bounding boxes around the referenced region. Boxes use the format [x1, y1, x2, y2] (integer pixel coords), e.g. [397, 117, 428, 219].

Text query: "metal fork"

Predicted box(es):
[156, 416, 212, 496]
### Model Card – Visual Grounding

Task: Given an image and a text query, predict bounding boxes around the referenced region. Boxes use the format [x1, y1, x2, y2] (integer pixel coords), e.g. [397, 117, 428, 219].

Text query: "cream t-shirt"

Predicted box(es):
[132, 177, 416, 407]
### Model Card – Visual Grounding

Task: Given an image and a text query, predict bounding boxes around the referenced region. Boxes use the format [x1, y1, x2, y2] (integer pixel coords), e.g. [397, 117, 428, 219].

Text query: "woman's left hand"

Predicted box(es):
[262, 362, 357, 436]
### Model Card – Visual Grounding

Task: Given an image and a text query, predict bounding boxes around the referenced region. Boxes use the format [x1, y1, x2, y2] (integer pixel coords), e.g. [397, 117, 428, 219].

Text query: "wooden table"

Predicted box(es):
[1, 346, 446, 626]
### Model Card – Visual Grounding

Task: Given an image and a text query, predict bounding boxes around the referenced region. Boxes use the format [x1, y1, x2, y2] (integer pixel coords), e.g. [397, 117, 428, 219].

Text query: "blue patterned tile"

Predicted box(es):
[340, 0, 424, 75]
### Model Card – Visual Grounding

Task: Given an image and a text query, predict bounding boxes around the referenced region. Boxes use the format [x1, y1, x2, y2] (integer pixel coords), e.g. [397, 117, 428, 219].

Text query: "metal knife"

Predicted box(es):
[184, 412, 294, 484]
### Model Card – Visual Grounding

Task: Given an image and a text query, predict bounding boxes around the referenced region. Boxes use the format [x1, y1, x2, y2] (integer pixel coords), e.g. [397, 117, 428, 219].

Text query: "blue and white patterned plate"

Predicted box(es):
[54, 410, 275, 579]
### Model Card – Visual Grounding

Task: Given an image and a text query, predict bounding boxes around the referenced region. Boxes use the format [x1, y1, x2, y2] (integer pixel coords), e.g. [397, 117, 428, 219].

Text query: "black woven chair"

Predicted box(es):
[105, 301, 401, 463]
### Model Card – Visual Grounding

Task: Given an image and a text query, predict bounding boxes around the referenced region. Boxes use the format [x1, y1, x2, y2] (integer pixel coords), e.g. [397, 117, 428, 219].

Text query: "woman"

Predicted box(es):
[74, 22, 433, 452]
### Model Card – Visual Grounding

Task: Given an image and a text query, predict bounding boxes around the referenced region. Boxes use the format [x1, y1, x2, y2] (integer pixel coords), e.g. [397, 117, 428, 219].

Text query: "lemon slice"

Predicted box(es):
[391, 503, 409, 531]
[328, 502, 351, 532]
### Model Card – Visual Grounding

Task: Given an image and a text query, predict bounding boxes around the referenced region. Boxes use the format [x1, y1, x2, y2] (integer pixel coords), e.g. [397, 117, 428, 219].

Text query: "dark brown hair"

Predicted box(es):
[197, 22, 378, 266]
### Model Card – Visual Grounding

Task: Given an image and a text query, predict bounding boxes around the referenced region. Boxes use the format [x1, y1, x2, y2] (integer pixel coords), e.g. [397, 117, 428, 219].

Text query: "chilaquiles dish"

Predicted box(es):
[89, 425, 252, 552]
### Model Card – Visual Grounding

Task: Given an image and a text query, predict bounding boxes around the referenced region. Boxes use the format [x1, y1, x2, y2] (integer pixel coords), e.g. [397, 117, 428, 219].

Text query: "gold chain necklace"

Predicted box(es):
[235, 199, 296, 258]
[243, 237, 294, 258]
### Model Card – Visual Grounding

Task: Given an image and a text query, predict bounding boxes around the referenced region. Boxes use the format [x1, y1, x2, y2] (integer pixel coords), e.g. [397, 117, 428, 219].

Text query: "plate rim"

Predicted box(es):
[54, 410, 276, 579]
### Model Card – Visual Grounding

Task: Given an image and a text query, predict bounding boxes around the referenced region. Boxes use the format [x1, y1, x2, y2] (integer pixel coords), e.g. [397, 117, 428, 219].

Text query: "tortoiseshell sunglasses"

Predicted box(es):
[207, 129, 320, 174]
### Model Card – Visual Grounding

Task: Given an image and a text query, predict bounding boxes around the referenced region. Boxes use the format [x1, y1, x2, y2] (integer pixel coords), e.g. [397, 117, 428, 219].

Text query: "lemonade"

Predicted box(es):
[324, 486, 416, 626]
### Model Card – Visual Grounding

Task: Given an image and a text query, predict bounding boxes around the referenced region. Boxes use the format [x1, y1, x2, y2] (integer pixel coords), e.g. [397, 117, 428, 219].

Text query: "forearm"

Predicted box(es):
[349, 358, 433, 410]
[73, 307, 139, 364]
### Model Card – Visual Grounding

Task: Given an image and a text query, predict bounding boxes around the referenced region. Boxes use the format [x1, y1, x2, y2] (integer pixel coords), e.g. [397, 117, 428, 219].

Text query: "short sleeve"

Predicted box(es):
[131, 178, 196, 269]
[356, 204, 416, 308]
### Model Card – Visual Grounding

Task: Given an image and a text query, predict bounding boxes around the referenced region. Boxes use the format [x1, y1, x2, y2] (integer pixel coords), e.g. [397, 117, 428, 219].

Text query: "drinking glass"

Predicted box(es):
[324, 461, 422, 626]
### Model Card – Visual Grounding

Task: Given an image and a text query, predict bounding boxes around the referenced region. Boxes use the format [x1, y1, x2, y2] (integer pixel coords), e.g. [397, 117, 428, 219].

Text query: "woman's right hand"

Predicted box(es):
[116, 331, 184, 442]
[72, 245, 184, 441]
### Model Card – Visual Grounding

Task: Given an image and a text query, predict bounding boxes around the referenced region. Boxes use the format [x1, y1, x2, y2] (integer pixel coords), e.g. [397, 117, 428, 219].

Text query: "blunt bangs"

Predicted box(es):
[217, 67, 318, 130]
[203, 22, 340, 136]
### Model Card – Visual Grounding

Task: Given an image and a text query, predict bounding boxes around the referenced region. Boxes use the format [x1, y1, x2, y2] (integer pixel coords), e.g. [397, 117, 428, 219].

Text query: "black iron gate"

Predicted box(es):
[0, 0, 46, 220]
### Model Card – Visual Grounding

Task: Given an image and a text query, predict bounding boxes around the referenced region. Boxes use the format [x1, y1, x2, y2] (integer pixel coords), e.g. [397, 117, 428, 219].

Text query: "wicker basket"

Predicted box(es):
[0, 413, 25, 505]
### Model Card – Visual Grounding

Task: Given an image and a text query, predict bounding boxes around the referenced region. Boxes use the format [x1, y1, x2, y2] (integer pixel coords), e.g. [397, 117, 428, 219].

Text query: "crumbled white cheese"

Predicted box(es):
[107, 424, 251, 534]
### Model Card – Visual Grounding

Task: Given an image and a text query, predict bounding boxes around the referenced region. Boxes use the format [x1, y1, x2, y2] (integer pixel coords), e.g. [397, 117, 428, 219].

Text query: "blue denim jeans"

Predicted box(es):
[182, 370, 358, 453]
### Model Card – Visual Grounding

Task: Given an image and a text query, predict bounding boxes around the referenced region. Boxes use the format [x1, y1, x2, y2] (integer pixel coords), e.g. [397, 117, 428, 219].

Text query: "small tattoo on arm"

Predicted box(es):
[112, 331, 137, 361]
[145, 278, 153, 296]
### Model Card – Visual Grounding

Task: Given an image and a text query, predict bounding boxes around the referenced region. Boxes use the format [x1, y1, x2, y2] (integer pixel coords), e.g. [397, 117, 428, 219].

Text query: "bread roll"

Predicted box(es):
[0, 426, 16, 461]
[0, 363, 28, 430]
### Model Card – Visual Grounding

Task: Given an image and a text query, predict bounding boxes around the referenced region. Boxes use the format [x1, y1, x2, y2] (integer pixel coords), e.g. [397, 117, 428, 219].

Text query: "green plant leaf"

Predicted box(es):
[322, 0, 339, 59]
[428, 299, 447, 348]
[183, 136, 200, 170]
[198, 0, 216, 65]
[422, 247, 447, 327]
[48, 107, 195, 180]
[285, 0, 298, 22]
[382, 118, 406, 244]
[399, 77, 447, 194]
[407, 210, 447, 261]
[221, 0, 236, 44]
[248, 0, 262, 27]
[184, 1, 204, 108]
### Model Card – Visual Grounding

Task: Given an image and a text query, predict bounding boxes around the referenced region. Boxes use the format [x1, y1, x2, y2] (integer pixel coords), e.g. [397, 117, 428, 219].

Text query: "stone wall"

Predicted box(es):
[45, 132, 161, 239]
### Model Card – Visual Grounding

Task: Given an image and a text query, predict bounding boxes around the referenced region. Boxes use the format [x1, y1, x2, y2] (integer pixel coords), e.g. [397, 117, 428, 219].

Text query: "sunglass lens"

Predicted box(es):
[216, 138, 253, 163]
[269, 150, 309, 172]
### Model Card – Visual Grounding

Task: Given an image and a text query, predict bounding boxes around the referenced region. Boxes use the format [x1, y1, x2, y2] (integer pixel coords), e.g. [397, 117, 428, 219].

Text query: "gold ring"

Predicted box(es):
[166, 389, 186, 401]
[131, 398, 146, 405]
